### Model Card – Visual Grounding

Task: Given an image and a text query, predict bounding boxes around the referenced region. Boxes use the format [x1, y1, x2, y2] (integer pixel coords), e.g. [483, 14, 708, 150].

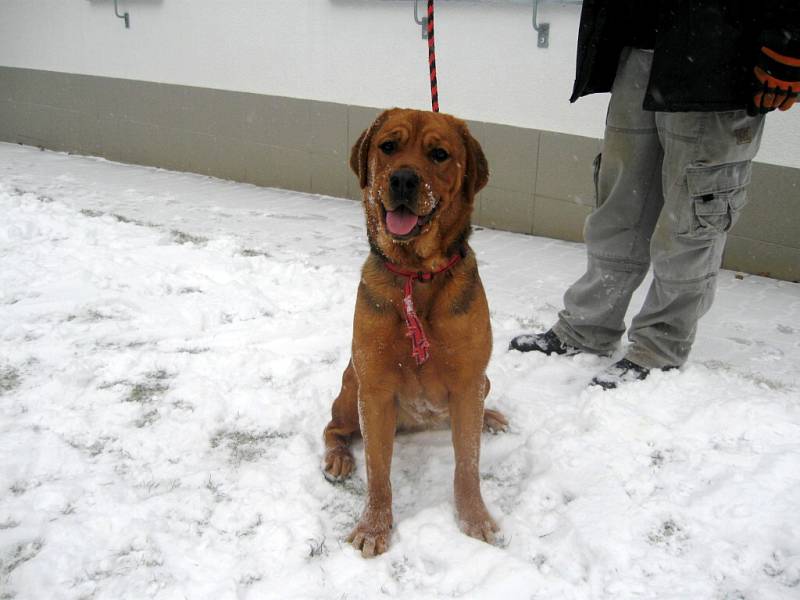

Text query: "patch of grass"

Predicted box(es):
[80, 208, 104, 218]
[1, 539, 44, 576]
[531, 553, 547, 570]
[124, 370, 171, 404]
[648, 519, 680, 543]
[390, 556, 411, 582]
[515, 315, 546, 331]
[87, 439, 108, 456]
[0, 366, 20, 395]
[171, 399, 195, 411]
[650, 449, 666, 468]
[135, 478, 181, 498]
[307, 537, 328, 558]
[193, 508, 213, 535]
[98, 379, 127, 390]
[86, 309, 113, 322]
[236, 514, 263, 538]
[240, 248, 271, 258]
[134, 409, 160, 428]
[115, 543, 164, 568]
[176, 347, 209, 354]
[126, 381, 169, 404]
[66, 309, 114, 323]
[210, 428, 292, 464]
[205, 477, 229, 503]
[9, 482, 28, 496]
[111, 213, 149, 227]
[647, 518, 689, 555]
[170, 229, 208, 245]
[94, 339, 148, 352]
[67, 435, 115, 457]
[320, 477, 364, 534]
[761, 551, 800, 587]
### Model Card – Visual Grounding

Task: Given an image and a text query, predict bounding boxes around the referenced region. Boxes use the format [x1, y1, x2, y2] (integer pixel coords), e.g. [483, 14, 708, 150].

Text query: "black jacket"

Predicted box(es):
[570, 0, 800, 111]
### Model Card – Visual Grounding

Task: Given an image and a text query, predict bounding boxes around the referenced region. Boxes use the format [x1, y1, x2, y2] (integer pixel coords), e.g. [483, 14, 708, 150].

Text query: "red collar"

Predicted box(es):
[383, 253, 462, 365]
[383, 253, 462, 282]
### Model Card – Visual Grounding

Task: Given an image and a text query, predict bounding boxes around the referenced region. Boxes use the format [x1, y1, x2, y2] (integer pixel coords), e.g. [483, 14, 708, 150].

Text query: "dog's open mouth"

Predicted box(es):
[383, 205, 437, 240]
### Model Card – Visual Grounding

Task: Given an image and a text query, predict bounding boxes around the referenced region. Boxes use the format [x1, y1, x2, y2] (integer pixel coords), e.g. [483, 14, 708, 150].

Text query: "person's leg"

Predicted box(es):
[550, 48, 664, 355]
[624, 109, 766, 369]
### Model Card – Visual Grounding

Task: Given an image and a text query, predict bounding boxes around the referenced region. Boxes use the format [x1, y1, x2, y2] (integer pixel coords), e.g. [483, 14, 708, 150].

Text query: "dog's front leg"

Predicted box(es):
[347, 385, 397, 558]
[449, 380, 499, 544]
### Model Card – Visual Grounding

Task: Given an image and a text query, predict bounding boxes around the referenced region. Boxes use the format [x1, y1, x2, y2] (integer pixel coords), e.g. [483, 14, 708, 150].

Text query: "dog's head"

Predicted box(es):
[350, 108, 488, 268]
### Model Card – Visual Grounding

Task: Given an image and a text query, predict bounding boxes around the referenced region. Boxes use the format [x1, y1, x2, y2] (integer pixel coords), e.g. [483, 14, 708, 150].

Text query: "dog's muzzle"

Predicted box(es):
[383, 168, 428, 238]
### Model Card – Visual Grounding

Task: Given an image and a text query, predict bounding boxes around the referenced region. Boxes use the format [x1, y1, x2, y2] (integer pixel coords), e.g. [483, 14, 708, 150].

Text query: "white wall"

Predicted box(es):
[1, 0, 798, 168]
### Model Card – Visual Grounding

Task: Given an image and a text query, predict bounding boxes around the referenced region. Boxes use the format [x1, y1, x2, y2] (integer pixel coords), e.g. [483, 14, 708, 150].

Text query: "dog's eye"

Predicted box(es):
[430, 148, 450, 163]
[379, 140, 397, 155]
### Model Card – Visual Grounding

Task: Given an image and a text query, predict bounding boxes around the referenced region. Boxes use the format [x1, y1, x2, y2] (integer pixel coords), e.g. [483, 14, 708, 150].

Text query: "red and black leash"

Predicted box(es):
[427, 0, 439, 112]
[381, 0, 446, 367]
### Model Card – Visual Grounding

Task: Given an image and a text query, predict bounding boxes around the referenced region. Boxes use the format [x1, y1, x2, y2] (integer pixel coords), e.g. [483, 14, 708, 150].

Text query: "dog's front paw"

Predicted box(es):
[458, 504, 499, 544]
[323, 446, 355, 482]
[347, 509, 393, 558]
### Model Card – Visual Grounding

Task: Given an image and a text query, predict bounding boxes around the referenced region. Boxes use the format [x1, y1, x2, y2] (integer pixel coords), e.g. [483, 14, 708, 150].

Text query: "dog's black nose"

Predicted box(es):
[389, 168, 420, 203]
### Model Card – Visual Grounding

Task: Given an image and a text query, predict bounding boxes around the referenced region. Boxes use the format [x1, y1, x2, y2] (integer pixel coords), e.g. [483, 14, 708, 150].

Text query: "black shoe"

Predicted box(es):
[589, 358, 651, 390]
[509, 329, 581, 356]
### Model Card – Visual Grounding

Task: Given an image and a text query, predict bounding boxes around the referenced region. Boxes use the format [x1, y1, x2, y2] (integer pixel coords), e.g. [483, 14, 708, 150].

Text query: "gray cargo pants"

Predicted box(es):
[552, 48, 765, 369]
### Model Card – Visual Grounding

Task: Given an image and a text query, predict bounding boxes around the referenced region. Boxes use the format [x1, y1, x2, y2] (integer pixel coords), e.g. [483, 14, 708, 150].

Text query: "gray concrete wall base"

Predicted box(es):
[1, 66, 798, 281]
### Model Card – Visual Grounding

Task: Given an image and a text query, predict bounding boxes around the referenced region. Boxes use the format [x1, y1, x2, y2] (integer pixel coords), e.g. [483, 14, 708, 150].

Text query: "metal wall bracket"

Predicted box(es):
[532, 1, 584, 48]
[413, 0, 429, 39]
[408, 0, 581, 48]
[114, 0, 130, 29]
[532, 0, 549, 48]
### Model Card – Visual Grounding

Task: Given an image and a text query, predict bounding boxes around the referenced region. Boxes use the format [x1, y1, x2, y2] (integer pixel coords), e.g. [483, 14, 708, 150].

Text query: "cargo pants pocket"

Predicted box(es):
[680, 161, 752, 239]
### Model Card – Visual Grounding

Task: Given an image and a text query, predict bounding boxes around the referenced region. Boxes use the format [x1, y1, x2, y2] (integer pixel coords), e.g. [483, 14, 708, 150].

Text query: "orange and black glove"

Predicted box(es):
[749, 44, 800, 115]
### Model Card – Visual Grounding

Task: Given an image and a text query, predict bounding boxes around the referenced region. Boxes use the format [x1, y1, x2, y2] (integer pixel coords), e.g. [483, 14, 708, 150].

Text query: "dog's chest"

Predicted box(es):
[394, 372, 450, 431]
[397, 393, 450, 431]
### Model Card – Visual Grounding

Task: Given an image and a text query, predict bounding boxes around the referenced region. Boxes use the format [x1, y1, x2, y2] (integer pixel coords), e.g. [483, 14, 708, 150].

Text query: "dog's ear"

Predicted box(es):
[460, 124, 489, 199]
[350, 109, 393, 190]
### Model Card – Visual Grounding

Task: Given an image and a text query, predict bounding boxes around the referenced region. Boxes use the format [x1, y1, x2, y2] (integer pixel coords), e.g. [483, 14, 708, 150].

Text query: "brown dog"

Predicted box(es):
[322, 108, 508, 558]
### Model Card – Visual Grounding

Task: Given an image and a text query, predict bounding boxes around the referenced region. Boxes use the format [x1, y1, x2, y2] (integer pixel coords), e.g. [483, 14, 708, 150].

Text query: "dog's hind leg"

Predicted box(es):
[323, 359, 360, 482]
[480, 376, 508, 433]
[483, 409, 509, 433]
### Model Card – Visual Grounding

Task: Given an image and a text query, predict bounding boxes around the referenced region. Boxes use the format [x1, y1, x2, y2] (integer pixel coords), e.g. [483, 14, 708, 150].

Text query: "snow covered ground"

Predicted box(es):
[1, 142, 799, 600]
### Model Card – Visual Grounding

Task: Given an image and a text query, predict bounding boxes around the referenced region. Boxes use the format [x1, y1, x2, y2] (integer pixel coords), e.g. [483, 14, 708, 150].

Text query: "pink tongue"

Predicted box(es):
[386, 208, 419, 236]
